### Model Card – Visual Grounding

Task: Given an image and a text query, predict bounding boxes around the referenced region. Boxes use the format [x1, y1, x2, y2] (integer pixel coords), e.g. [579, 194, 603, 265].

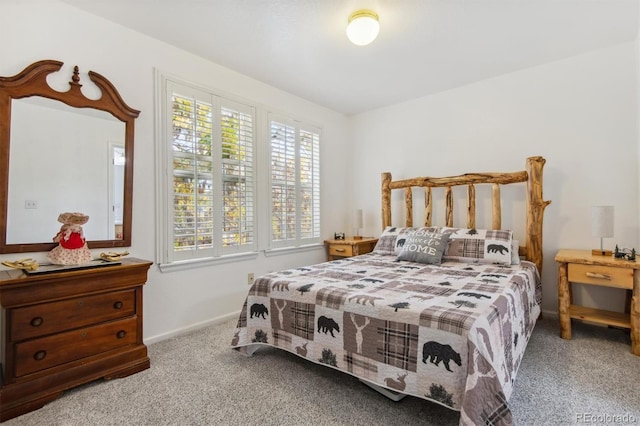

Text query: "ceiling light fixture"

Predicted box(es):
[346, 9, 379, 46]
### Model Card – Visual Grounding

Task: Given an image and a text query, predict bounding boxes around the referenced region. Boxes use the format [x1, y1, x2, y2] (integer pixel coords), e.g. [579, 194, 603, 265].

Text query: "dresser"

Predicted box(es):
[0, 258, 152, 421]
[555, 249, 639, 356]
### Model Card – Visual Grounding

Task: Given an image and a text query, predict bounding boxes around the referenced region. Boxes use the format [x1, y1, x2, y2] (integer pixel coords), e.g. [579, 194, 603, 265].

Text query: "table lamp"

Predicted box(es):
[591, 205, 614, 256]
[353, 209, 363, 240]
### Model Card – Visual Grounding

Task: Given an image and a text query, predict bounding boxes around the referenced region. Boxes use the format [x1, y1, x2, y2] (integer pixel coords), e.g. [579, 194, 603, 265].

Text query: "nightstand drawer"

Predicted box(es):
[14, 316, 138, 377]
[568, 263, 633, 289]
[329, 244, 354, 257]
[10, 290, 136, 341]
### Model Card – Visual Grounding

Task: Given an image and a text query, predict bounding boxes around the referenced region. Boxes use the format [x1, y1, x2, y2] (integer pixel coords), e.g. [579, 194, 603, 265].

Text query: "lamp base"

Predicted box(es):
[591, 249, 612, 256]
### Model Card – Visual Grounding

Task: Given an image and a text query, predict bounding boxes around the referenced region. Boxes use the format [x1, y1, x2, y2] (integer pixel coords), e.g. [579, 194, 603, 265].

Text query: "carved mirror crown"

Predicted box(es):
[0, 60, 139, 253]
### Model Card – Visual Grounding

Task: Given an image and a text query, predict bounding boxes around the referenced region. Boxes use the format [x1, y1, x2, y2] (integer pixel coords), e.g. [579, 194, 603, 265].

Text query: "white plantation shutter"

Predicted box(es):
[299, 128, 320, 240]
[157, 73, 322, 268]
[269, 116, 321, 248]
[163, 79, 256, 263]
[170, 85, 214, 261]
[219, 101, 255, 255]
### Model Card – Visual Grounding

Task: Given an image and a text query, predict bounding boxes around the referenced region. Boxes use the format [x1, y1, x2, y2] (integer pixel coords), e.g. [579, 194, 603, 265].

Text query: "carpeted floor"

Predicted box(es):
[4, 316, 639, 426]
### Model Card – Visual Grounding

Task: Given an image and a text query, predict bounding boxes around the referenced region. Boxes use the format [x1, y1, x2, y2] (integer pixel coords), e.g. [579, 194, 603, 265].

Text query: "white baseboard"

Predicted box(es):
[541, 308, 558, 319]
[144, 311, 240, 345]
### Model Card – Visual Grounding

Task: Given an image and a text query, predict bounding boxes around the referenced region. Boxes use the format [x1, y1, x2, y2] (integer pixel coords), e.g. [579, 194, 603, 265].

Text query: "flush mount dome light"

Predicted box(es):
[346, 9, 379, 46]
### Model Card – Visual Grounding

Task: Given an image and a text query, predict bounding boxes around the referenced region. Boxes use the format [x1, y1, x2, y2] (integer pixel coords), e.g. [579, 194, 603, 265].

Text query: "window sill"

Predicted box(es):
[264, 243, 324, 257]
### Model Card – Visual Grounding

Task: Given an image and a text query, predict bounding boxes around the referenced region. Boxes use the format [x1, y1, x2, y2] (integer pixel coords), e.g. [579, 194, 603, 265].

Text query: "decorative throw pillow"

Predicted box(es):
[440, 227, 513, 265]
[373, 226, 439, 255]
[396, 231, 450, 265]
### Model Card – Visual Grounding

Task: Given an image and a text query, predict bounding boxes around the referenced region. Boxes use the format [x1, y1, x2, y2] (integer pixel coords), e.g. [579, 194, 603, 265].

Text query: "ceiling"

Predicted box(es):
[62, 0, 638, 115]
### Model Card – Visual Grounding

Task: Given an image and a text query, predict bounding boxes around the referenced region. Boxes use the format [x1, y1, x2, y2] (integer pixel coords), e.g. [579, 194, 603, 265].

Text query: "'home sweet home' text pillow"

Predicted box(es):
[373, 226, 438, 256]
[396, 231, 450, 265]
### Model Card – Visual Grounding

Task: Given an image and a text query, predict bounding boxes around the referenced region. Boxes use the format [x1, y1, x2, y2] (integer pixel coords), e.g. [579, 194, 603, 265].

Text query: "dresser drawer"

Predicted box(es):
[329, 244, 354, 257]
[10, 289, 136, 341]
[14, 316, 138, 377]
[568, 263, 633, 289]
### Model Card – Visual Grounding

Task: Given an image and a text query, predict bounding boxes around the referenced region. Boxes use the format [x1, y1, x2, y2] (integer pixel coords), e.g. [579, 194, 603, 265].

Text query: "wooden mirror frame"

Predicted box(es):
[0, 60, 139, 253]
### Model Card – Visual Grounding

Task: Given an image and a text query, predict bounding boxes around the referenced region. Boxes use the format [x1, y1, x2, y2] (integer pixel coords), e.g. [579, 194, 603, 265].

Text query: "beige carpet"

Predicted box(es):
[4, 317, 639, 425]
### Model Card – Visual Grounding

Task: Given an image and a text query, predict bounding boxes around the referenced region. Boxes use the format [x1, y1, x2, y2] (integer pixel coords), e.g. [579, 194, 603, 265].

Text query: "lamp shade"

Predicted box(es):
[346, 10, 379, 46]
[591, 205, 614, 238]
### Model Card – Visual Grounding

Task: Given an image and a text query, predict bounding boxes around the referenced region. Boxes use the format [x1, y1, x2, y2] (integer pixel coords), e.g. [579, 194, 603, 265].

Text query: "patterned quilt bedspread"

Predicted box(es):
[231, 253, 541, 426]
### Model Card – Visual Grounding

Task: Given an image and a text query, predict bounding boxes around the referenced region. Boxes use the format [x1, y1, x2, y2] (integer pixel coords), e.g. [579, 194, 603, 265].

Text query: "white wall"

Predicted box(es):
[351, 43, 639, 312]
[0, 1, 350, 341]
[637, 16, 640, 271]
[1, 1, 637, 339]
[349, 41, 639, 316]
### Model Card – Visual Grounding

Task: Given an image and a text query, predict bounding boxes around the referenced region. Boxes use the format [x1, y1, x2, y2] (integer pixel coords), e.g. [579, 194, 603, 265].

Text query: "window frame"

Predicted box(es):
[267, 114, 322, 250]
[155, 71, 323, 270]
[155, 72, 258, 269]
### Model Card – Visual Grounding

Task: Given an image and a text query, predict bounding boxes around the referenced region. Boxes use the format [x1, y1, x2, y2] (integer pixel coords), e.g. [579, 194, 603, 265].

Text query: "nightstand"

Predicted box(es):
[555, 249, 639, 356]
[324, 237, 378, 260]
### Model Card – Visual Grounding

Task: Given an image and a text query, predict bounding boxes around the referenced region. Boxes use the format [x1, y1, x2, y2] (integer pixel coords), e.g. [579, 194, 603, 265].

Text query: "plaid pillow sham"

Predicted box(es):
[440, 227, 513, 266]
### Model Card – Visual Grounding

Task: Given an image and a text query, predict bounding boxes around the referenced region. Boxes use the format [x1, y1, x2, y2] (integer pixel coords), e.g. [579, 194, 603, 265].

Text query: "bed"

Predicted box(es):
[231, 156, 550, 426]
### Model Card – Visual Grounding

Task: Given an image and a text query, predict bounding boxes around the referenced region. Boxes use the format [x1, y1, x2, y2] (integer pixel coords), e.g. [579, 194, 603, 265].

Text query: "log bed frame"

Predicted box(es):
[381, 156, 551, 274]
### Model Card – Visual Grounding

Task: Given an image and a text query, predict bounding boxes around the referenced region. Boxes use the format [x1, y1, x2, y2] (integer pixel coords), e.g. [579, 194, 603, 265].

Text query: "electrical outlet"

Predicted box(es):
[24, 200, 38, 209]
[247, 272, 255, 285]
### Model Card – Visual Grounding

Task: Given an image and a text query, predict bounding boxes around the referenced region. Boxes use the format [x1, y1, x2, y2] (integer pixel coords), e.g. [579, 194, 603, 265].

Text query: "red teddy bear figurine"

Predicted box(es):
[47, 212, 92, 265]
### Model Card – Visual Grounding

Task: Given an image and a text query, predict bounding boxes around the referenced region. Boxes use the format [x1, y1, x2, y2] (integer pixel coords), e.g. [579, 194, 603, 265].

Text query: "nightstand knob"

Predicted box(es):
[116, 330, 126, 339]
[30, 317, 43, 327]
[113, 301, 123, 309]
[335, 248, 346, 253]
[34, 350, 46, 361]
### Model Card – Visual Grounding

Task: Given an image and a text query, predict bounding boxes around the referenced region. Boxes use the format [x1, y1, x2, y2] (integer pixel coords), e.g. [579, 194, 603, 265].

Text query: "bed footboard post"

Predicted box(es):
[525, 156, 552, 273]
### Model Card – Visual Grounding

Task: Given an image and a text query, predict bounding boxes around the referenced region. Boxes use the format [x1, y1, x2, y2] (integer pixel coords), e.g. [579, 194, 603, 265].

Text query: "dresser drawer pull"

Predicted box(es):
[33, 350, 47, 361]
[116, 330, 126, 339]
[335, 248, 346, 253]
[30, 317, 44, 327]
[113, 301, 124, 309]
[586, 272, 611, 280]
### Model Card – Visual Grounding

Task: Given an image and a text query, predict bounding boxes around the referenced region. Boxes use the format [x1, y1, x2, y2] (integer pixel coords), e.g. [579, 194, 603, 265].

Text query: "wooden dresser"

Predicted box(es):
[0, 258, 152, 421]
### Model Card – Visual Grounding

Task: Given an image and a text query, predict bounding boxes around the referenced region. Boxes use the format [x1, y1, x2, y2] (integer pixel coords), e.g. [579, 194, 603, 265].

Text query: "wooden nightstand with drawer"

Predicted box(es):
[555, 249, 639, 356]
[324, 237, 378, 260]
[0, 258, 152, 421]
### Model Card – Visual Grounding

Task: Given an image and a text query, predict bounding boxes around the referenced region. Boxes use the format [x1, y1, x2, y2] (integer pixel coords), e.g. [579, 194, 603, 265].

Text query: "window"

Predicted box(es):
[158, 77, 256, 265]
[269, 116, 321, 249]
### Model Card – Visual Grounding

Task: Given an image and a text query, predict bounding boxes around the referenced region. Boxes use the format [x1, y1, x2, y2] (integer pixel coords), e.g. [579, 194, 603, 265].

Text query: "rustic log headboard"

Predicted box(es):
[381, 156, 551, 273]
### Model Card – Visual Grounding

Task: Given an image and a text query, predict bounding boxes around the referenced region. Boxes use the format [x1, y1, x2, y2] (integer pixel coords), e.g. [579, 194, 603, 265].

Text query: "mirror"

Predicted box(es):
[0, 60, 139, 253]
